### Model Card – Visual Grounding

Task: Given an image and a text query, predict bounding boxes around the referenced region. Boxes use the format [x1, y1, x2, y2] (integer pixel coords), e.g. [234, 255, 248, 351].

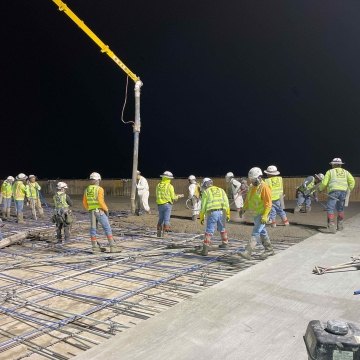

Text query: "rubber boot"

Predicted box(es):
[201, 233, 212, 256]
[91, 238, 101, 254]
[259, 235, 275, 259]
[6, 209, 11, 220]
[282, 217, 290, 226]
[108, 236, 122, 253]
[327, 214, 336, 234]
[239, 208, 243, 219]
[163, 225, 171, 237]
[219, 230, 229, 249]
[2, 210, 6, 221]
[270, 221, 277, 228]
[192, 215, 197, 221]
[38, 207, 45, 219]
[337, 212, 344, 231]
[17, 213, 25, 224]
[239, 236, 257, 260]
[157, 224, 163, 238]
[294, 205, 301, 213]
[305, 206, 311, 213]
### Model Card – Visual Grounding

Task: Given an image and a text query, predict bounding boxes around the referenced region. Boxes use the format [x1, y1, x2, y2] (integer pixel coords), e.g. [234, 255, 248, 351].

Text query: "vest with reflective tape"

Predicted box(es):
[298, 178, 315, 194]
[84, 185, 100, 210]
[265, 176, 283, 200]
[13, 181, 27, 200]
[156, 182, 173, 204]
[247, 182, 266, 214]
[53, 192, 69, 209]
[327, 168, 350, 192]
[1, 182, 12, 198]
[203, 186, 227, 211]
[27, 182, 40, 199]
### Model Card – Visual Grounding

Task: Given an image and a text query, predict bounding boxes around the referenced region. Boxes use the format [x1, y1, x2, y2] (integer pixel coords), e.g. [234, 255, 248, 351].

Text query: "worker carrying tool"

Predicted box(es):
[1, 176, 14, 220]
[188, 175, 201, 221]
[239, 167, 274, 260]
[52, 182, 73, 244]
[318, 157, 355, 233]
[199, 178, 230, 256]
[135, 171, 151, 216]
[264, 165, 289, 227]
[12, 173, 29, 224]
[155, 171, 184, 237]
[27, 175, 44, 219]
[83, 172, 121, 253]
[295, 173, 324, 213]
[225, 172, 245, 219]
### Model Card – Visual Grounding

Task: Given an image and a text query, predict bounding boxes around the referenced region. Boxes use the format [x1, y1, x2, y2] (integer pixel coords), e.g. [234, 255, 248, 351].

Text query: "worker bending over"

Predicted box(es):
[295, 173, 324, 212]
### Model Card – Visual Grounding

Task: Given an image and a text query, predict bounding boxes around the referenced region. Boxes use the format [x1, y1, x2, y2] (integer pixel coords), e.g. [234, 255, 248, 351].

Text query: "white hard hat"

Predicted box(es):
[225, 172, 234, 179]
[315, 173, 324, 180]
[188, 175, 196, 181]
[89, 172, 101, 180]
[16, 173, 27, 180]
[57, 182, 68, 190]
[160, 171, 174, 179]
[6, 176, 14, 182]
[248, 167, 263, 179]
[201, 177, 213, 188]
[264, 165, 280, 175]
[330, 157, 344, 165]
[29, 174, 36, 179]
[137, 170, 141, 175]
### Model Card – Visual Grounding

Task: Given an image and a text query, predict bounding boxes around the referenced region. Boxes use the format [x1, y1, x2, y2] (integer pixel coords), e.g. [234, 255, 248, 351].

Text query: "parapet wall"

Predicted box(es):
[39, 177, 360, 201]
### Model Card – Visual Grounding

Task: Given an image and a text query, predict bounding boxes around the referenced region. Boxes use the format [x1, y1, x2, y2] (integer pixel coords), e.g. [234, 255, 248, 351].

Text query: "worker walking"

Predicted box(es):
[1, 176, 14, 220]
[199, 178, 230, 256]
[83, 172, 121, 253]
[295, 173, 324, 212]
[156, 171, 184, 237]
[225, 172, 244, 218]
[27, 175, 44, 219]
[264, 165, 289, 227]
[53, 182, 73, 243]
[239, 167, 274, 260]
[12, 173, 29, 224]
[188, 175, 201, 221]
[318, 158, 355, 233]
[135, 171, 151, 215]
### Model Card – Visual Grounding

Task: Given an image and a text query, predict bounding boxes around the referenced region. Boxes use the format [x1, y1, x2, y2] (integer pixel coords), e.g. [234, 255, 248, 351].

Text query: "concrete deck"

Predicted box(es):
[74, 215, 360, 360]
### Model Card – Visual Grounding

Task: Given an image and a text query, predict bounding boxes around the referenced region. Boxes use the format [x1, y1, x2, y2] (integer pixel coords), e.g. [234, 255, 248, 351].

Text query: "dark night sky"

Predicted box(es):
[2, 0, 360, 179]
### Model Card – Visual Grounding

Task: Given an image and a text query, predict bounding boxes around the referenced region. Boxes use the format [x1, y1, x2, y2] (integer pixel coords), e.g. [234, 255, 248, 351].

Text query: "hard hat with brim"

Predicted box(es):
[264, 165, 280, 176]
[330, 158, 344, 165]
[160, 171, 174, 179]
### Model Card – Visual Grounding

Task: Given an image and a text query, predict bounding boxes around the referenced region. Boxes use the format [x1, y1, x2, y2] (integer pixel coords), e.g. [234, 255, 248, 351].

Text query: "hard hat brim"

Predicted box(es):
[264, 170, 280, 175]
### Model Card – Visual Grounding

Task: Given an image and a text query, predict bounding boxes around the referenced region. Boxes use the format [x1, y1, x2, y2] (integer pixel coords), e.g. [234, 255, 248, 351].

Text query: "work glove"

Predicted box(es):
[201, 219, 204, 225]
[261, 215, 268, 224]
[226, 215, 230, 222]
[239, 209, 246, 218]
[105, 210, 109, 217]
[200, 213, 205, 225]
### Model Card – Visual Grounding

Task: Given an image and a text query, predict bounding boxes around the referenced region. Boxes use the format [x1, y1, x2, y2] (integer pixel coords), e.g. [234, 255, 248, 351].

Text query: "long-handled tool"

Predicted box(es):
[313, 256, 360, 275]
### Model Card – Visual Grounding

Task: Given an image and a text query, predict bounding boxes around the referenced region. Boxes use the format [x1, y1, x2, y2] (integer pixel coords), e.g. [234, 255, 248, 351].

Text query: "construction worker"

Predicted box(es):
[225, 172, 244, 218]
[188, 175, 201, 221]
[155, 171, 184, 237]
[27, 175, 44, 219]
[318, 158, 355, 233]
[1, 176, 14, 220]
[295, 173, 324, 212]
[239, 167, 274, 260]
[12, 173, 28, 223]
[264, 165, 289, 227]
[135, 171, 151, 215]
[53, 182, 73, 243]
[83, 172, 121, 253]
[199, 178, 230, 256]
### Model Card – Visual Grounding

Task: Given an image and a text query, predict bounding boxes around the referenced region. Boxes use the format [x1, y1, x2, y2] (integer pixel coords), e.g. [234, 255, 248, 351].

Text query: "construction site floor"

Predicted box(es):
[74, 214, 360, 360]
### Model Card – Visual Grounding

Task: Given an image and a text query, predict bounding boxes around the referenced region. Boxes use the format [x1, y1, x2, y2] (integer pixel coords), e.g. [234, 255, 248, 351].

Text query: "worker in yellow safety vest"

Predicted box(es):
[264, 165, 289, 227]
[188, 175, 201, 221]
[199, 178, 230, 256]
[239, 167, 274, 260]
[27, 175, 44, 219]
[12, 173, 29, 223]
[1, 176, 14, 220]
[83, 172, 121, 253]
[156, 171, 184, 237]
[318, 157, 355, 233]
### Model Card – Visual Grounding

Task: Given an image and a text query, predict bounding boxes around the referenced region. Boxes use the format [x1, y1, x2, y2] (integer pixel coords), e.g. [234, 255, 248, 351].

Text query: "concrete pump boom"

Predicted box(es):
[51, 0, 142, 214]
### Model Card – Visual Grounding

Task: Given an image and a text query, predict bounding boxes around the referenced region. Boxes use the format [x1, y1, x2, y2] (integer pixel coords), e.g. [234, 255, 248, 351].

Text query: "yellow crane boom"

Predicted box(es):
[52, 0, 140, 83]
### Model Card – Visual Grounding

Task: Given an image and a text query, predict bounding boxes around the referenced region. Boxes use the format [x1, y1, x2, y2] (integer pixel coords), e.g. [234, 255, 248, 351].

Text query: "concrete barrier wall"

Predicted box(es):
[39, 177, 360, 201]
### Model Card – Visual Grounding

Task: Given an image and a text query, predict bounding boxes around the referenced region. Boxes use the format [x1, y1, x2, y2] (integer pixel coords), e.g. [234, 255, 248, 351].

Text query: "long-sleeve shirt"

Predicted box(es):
[136, 176, 149, 195]
[82, 186, 108, 212]
[243, 181, 272, 217]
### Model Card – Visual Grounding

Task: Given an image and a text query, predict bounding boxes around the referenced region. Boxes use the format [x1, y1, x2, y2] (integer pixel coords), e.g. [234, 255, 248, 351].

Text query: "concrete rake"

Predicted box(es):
[313, 256, 360, 275]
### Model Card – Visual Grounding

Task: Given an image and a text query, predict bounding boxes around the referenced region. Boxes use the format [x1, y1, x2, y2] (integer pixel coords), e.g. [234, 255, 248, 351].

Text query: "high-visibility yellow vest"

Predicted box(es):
[12, 181, 27, 201]
[202, 186, 229, 212]
[156, 180, 175, 205]
[27, 182, 41, 199]
[246, 182, 267, 215]
[265, 176, 283, 201]
[1, 181, 12, 199]
[53, 192, 69, 209]
[84, 185, 100, 210]
[326, 168, 354, 192]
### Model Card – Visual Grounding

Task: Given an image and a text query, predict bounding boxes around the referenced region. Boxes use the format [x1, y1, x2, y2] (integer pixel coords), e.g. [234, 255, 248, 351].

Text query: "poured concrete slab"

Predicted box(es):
[74, 214, 360, 360]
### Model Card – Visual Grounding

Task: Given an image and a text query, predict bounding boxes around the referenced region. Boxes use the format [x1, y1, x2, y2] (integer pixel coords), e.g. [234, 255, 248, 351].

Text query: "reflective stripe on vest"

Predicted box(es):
[247, 183, 265, 214]
[13, 181, 26, 200]
[28, 182, 39, 199]
[85, 185, 100, 210]
[203, 186, 227, 211]
[328, 168, 349, 192]
[299, 178, 315, 193]
[53, 192, 69, 209]
[265, 176, 283, 200]
[156, 182, 172, 204]
[1, 182, 12, 198]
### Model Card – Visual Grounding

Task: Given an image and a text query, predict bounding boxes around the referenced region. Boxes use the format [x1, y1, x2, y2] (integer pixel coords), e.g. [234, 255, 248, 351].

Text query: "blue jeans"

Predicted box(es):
[326, 191, 346, 214]
[14, 200, 24, 214]
[252, 214, 268, 238]
[2, 198, 11, 211]
[158, 203, 172, 226]
[297, 192, 311, 207]
[89, 210, 112, 237]
[269, 199, 287, 221]
[205, 210, 225, 235]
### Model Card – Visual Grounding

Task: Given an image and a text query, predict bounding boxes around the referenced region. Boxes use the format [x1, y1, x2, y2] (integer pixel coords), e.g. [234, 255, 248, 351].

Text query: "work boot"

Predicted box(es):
[337, 216, 344, 231]
[305, 206, 311, 212]
[17, 213, 25, 224]
[238, 236, 257, 260]
[327, 214, 336, 234]
[294, 205, 301, 213]
[156, 224, 163, 238]
[108, 238, 122, 253]
[2, 210, 6, 221]
[91, 239, 101, 253]
[135, 209, 140, 216]
[192, 215, 197, 221]
[270, 221, 277, 228]
[282, 217, 290, 226]
[163, 225, 171, 236]
[38, 208, 44, 219]
[259, 235, 275, 259]
[201, 244, 209, 256]
[6, 209, 11, 220]
[219, 230, 229, 249]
